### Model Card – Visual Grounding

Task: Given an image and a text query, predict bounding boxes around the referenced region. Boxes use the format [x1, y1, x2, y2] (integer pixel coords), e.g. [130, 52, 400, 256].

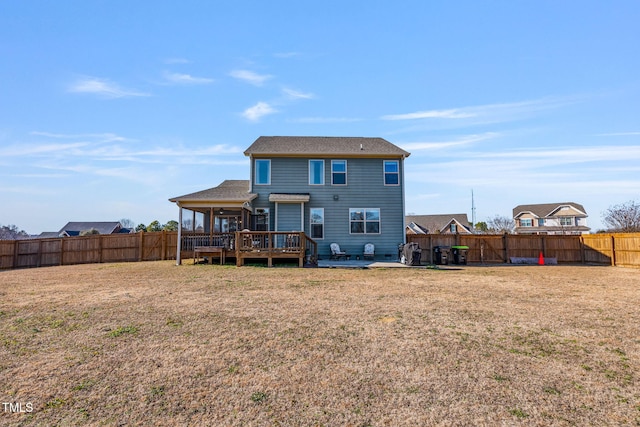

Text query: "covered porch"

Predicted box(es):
[169, 180, 317, 267]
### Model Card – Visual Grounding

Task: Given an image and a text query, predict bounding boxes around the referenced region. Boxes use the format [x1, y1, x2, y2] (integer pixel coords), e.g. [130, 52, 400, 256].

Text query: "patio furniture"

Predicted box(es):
[363, 243, 375, 260]
[330, 243, 349, 260]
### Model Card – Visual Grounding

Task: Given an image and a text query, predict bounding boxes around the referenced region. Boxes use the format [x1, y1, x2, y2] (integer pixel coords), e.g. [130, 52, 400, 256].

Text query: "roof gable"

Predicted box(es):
[58, 221, 121, 235]
[169, 180, 256, 203]
[513, 202, 587, 218]
[406, 214, 471, 234]
[244, 136, 410, 158]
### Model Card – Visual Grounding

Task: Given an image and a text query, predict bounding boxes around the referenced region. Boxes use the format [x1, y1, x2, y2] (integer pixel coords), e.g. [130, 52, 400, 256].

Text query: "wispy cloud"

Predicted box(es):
[163, 72, 214, 85]
[381, 96, 579, 125]
[68, 77, 150, 98]
[242, 102, 277, 121]
[282, 87, 314, 100]
[229, 70, 273, 86]
[383, 109, 475, 120]
[289, 117, 363, 124]
[163, 57, 191, 64]
[400, 132, 500, 151]
[274, 52, 301, 58]
[30, 131, 130, 142]
[595, 131, 640, 137]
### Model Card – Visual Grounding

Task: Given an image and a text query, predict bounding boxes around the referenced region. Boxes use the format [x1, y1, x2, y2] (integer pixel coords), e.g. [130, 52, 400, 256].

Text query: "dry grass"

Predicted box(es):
[1, 261, 639, 426]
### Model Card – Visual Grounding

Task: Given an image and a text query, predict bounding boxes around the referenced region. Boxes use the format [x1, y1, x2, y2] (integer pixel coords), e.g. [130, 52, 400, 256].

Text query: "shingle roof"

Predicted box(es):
[406, 214, 471, 233]
[169, 180, 256, 203]
[244, 136, 410, 157]
[512, 202, 587, 218]
[58, 221, 121, 235]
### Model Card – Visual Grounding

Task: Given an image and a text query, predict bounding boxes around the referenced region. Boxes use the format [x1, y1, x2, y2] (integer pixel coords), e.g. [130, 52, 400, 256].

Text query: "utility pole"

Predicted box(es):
[471, 189, 477, 233]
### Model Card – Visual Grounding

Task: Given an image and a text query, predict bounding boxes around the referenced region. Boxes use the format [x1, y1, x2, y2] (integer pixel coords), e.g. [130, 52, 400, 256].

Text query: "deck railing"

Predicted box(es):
[180, 231, 317, 266]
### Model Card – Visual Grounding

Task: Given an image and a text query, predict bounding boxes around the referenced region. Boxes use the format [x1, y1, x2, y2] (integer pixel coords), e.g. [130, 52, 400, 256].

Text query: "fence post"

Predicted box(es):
[98, 235, 104, 263]
[139, 231, 144, 262]
[59, 238, 64, 266]
[37, 240, 42, 268]
[611, 235, 616, 267]
[12, 240, 18, 269]
[503, 234, 509, 263]
[161, 230, 167, 260]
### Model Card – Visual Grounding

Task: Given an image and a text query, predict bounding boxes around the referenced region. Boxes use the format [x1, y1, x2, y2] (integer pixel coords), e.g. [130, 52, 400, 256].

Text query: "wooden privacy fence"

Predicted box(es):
[406, 233, 640, 267]
[2, 232, 640, 270]
[0, 231, 177, 270]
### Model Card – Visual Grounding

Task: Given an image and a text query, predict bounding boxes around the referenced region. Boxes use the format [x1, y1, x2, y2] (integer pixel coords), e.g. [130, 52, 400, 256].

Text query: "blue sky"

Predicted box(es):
[1, 1, 639, 234]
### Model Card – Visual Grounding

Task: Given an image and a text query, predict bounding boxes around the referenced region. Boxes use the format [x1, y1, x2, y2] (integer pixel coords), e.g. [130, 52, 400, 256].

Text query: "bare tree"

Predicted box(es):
[486, 215, 515, 234]
[602, 200, 640, 232]
[119, 218, 136, 229]
[0, 224, 29, 240]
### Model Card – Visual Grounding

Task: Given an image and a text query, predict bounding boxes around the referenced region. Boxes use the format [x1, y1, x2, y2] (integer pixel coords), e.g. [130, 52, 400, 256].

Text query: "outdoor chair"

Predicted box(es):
[363, 243, 375, 260]
[330, 243, 348, 260]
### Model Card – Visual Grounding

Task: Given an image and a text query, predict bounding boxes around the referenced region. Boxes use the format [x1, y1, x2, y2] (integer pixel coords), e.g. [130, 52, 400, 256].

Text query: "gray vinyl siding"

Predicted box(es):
[250, 156, 406, 259]
[277, 203, 302, 231]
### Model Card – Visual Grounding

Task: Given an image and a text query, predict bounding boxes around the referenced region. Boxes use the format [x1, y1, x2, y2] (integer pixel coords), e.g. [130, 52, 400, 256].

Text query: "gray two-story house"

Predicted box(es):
[245, 136, 410, 258]
[170, 136, 410, 263]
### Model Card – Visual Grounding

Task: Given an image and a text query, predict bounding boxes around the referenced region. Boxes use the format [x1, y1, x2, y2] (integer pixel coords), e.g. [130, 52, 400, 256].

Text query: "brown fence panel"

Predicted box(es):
[0, 240, 16, 269]
[467, 235, 506, 263]
[61, 236, 101, 265]
[40, 239, 63, 266]
[14, 240, 41, 268]
[582, 235, 613, 265]
[141, 231, 164, 261]
[407, 233, 640, 267]
[101, 234, 139, 263]
[545, 236, 583, 263]
[611, 234, 640, 267]
[165, 232, 177, 260]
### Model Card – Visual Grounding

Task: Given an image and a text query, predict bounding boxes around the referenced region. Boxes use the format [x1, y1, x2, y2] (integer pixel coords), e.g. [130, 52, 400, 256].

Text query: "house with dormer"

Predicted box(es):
[513, 202, 590, 235]
[405, 214, 472, 235]
[169, 136, 410, 264]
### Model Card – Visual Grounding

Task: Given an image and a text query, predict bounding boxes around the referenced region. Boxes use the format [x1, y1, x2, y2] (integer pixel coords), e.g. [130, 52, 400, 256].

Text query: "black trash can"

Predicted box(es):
[433, 246, 450, 265]
[451, 245, 469, 265]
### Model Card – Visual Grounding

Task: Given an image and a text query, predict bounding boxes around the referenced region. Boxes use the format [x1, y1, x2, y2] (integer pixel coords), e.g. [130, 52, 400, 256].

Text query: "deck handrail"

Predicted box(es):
[180, 231, 317, 266]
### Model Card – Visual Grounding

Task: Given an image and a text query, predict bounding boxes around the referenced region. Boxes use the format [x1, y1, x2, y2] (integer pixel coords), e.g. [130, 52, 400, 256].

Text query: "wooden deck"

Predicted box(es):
[181, 231, 317, 267]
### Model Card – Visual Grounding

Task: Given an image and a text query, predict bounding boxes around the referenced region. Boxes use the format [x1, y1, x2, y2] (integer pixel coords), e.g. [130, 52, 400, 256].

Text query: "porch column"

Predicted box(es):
[274, 202, 279, 232]
[176, 205, 183, 265]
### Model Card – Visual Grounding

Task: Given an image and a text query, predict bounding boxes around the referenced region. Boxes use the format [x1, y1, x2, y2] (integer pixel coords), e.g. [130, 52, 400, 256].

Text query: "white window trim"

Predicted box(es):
[349, 208, 381, 235]
[383, 160, 400, 186]
[310, 207, 325, 239]
[255, 159, 271, 185]
[308, 159, 325, 185]
[331, 160, 347, 186]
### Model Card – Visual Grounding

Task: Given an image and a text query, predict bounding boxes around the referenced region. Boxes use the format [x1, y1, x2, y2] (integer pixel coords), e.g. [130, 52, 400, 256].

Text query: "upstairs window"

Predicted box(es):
[520, 218, 533, 227]
[309, 160, 325, 185]
[538, 218, 545, 226]
[331, 160, 347, 185]
[255, 159, 271, 185]
[384, 160, 399, 185]
[349, 208, 380, 234]
[560, 217, 574, 226]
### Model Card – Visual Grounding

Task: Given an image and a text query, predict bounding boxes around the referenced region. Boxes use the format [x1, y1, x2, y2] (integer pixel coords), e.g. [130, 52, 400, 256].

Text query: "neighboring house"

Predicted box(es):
[513, 202, 590, 235]
[405, 214, 472, 235]
[56, 221, 129, 237]
[170, 136, 411, 259]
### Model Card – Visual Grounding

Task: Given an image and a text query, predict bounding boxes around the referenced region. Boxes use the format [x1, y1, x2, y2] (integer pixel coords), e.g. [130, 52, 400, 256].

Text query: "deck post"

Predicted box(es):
[176, 206, 183, 265]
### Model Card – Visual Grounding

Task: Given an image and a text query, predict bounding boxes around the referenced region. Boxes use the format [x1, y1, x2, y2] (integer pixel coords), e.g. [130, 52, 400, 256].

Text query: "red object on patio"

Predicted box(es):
[538, 252, 545, 265]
